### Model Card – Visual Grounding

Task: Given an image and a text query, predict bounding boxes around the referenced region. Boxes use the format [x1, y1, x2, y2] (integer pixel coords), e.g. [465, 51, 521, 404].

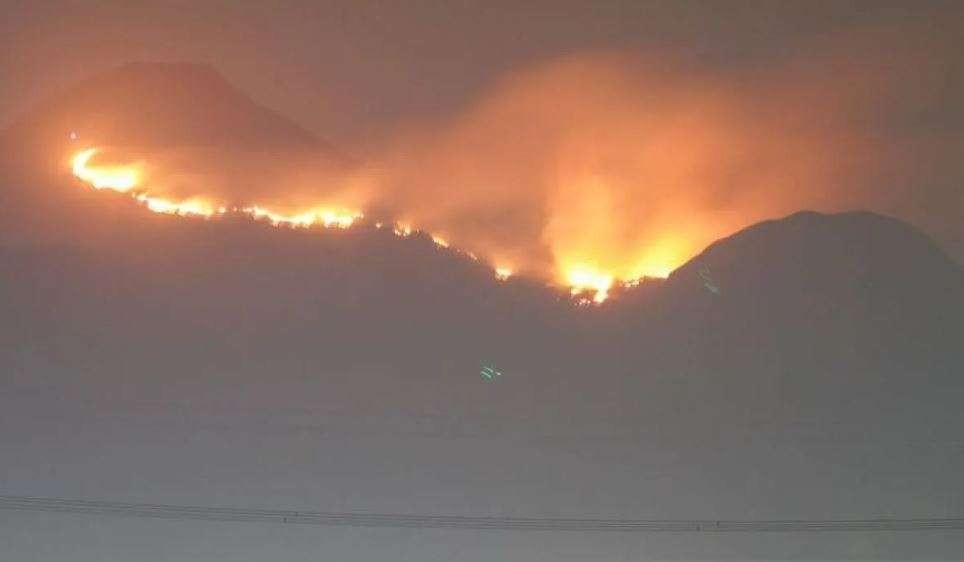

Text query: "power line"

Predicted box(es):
[1, 495, 963, 532]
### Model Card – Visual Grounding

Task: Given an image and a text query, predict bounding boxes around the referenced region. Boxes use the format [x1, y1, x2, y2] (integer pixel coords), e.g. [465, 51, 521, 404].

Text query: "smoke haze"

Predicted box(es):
[101, 35, 957, 289]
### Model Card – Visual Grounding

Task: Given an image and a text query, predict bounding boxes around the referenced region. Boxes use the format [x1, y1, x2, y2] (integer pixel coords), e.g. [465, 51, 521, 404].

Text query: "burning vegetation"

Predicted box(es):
[64, 49, 916, 302]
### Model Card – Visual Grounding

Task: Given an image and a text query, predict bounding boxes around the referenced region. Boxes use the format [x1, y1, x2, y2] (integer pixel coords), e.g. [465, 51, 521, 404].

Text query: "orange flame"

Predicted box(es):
[242, 205, 360, 229]
[135, 194, 218, 217]
[494, 267, 513, 281]
[71, 148, 141, 192]
[393, 222, 414, 237]
[62, 43, 919, 305]
[71, 147, 363, 229]
[68, 146, 655, 301]
[565, 265, 614, 303]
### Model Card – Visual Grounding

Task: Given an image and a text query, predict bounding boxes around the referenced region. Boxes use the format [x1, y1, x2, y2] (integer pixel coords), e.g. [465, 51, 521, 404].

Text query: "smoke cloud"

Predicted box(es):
[78, 31, 961, 290]
[361, 51, 877, 285]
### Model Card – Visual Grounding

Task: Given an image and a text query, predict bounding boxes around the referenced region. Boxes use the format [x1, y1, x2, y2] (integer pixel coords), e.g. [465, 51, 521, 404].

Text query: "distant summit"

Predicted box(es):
[669, 210, 961, 302]
[650, 210, 963, 375]
[4, 62, 331, 153]
[0, 62, 349, 244]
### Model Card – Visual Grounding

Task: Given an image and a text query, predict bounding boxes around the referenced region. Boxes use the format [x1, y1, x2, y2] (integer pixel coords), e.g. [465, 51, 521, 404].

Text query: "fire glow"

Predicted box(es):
[70, 147, 561, 295]
[71, 148, 362, 228]
[56, 45, 919, 305]
[71, 148, 141, 191]
[69, 146, 664, 301]
[565, 265, 614, 303]
[495, 267, 513, 281]
[242, 205, 360, 229]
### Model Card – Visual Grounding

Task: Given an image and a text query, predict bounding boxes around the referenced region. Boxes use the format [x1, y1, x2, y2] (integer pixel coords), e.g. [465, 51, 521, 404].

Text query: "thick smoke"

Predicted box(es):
[87, 37, 959, 288]
[364, 52, 877, 285]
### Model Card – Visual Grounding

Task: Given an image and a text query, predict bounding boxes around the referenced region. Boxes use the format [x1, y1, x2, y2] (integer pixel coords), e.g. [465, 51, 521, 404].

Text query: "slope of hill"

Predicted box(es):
[2, 150, 963, 537]
[606, 210, 964, 445]
[658, 210, 963, 364]
[0, 62, 349, 248]
[0, 64, 960, 446]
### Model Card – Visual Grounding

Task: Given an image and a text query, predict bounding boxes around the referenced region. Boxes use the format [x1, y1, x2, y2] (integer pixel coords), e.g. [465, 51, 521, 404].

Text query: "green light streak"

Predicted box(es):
[698, 268, 721, 295]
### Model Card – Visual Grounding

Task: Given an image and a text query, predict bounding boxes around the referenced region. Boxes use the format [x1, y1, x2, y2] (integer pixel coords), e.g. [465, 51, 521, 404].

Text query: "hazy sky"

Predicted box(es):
[1, 0, 960, 140]
[2, 0, 963, 264]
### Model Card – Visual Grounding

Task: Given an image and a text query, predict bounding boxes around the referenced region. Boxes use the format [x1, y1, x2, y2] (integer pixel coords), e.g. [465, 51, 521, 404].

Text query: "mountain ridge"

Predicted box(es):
[4, 62, 331, 152]
[1, 65, 961, 442]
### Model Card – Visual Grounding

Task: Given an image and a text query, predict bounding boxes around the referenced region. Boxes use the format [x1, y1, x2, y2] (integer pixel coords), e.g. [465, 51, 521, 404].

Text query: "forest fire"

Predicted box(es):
[70, 147, 363, 225]
[135, 194, 219, 218]
[494, 267, 513, 281]
[565, 265, 614, 303]
[71, 53, 862, 305]
[69, 137, 718, 303]
[68, 146, 646, 302]
[241, 205, 360, 229]
[71, 148, 141, 192]
[68, 147, 560, 295]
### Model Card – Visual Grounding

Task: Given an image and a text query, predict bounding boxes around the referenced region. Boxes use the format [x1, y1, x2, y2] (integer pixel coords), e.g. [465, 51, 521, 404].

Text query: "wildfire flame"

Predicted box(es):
[69, 146, 663, 302]
[61, 46, 917, 305]
[495, 267, 513, 281]
[565, 265, 614, 303]
[71, 148, 141, 192]
[71, 147, 363, 227]
[135, 194, 218, 217]
[242, 205, 360, 229]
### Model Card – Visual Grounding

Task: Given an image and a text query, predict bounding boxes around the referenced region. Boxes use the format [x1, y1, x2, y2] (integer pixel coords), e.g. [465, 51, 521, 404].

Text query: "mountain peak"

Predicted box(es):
[654, 209, 963, 369]
[674, 209, 960, 285]
[4, 61, 330, 153]
[664, 209, 962, 303]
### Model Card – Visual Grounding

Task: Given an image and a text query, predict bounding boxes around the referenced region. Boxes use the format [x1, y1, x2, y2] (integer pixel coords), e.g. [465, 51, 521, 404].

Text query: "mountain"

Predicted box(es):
[1, 64, 961, 445]
[608, 210, 964, 444]
[3, 134, 963, 538]
[0, 62, 348, 248]
[3, 62, 330, 155]
[2, 66, 962, 558]
[658, 210, 963, 362]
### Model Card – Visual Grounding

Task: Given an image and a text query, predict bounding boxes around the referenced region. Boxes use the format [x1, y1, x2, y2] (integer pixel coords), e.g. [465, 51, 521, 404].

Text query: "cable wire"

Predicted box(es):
[2, 495, 963, 532]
